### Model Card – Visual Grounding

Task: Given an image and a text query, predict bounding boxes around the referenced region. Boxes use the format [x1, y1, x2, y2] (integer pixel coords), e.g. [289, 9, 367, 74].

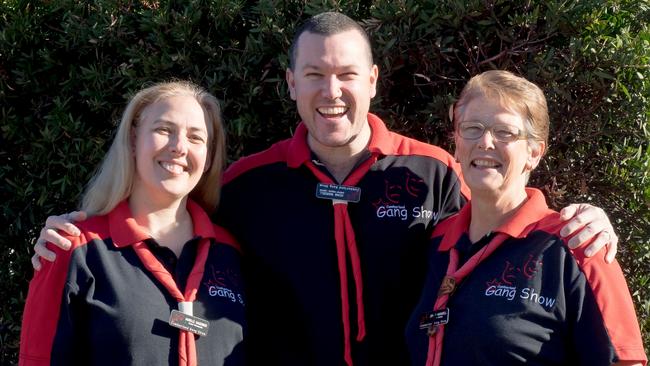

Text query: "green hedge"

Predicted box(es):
[1, 0, 648, 363]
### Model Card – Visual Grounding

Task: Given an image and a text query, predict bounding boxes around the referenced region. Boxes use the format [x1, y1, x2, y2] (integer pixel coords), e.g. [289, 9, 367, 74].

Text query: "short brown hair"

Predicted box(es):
[452, 70, 549, 148]
[288, 11, 374, 70]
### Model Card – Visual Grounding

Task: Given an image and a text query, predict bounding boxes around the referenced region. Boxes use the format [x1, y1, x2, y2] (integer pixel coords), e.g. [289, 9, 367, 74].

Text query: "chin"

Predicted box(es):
[316, 135, 353, 148]
[158, 183, 195, 199]
[466, 180, 504, 196]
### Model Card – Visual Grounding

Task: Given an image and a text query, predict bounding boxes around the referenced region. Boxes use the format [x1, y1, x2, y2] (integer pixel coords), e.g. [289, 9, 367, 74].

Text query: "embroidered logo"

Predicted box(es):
[483, 255, 556, 310]
[204, 266, 245, 305]
[371, 172, 437, 221]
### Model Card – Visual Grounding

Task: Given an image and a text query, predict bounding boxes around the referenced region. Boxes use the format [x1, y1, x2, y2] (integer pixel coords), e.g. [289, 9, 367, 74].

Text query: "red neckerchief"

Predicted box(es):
[295, 115, 393, 366]
[304, 155, 377, 366]
[425, 232, 509, 366]
[109, 200, 217, 366]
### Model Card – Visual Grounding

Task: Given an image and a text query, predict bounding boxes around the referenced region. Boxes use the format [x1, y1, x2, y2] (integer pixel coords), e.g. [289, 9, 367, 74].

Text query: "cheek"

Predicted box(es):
[133, 138, 148, 163]
[454, 140, 472, 161]
[294, 80, 315, 95]
[348, 83, 368, 101]
[134, 134, 166, 163]
[294, 91, 313, 112]
[192, 146, 209, 169]
[504, 146, 528, 169]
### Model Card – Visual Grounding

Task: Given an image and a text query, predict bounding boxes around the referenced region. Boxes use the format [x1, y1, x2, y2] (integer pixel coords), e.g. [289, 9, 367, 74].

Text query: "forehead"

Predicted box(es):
[140, 95, 208, 130]
[460, 95, 524, 126]
[294, 29, 371, 68]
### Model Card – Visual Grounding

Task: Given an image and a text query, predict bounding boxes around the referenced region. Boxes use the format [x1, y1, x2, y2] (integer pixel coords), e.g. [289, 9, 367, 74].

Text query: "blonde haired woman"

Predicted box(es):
[406, 71, 646, 366]
[20, 81, 245, 366]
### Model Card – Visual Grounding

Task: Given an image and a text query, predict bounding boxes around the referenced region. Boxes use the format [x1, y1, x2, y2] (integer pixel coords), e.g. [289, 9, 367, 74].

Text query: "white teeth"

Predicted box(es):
[317, 106, 347, 115]
[472, 159, 499, 167]
[160, 162, 185, 174]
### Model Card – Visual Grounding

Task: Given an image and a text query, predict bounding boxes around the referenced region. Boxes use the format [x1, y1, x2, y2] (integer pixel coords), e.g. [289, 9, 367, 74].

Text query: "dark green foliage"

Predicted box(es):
[1, 0, 648, 363]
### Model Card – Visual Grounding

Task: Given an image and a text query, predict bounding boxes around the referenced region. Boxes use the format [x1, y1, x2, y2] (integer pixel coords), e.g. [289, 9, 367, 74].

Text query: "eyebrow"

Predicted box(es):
[301, 63, 360, 71]
[152, 119, 208, 133]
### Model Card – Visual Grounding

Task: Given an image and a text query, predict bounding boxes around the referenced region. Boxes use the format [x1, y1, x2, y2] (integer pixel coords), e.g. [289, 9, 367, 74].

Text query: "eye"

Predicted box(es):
[460, 123, 484, 137]
[305, 72, 323, 79]
[339, 72, 358, 80]
[494, 126, 520, 140]
[189, 134, 206, 144]
[155, 126, 172, 134]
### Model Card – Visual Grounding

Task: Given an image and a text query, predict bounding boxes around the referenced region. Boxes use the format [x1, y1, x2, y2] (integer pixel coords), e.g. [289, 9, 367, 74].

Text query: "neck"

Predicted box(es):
[468, 188, 528, 243]
[128, 187, 193, 257]
[308, 121, 372, 183]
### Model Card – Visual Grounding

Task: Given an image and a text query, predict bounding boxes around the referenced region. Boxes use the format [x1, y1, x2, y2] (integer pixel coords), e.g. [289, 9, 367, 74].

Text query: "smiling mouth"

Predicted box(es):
[317, 106, 348, 118]
[471, 159, 501, 169]
[159, 161, 187, 175]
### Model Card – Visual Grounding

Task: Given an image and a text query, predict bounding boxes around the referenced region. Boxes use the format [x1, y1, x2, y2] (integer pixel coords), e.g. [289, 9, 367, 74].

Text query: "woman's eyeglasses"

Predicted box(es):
[457, 121, 528, 143]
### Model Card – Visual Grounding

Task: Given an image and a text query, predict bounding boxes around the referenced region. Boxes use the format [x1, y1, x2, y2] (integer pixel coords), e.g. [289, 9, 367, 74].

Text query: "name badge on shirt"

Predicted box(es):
[315, 183, 361, 203]
[419, 308, 450, 330]
[169, 309, 210, 336]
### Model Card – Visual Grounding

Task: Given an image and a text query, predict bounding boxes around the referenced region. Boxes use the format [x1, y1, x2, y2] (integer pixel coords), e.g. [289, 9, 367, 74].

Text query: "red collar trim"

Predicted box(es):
[439, 187, 553, 251]
[109, 200, 217, 248]
[366, 113, 394, 155]
[286, 123, 312, 168]
[286, 113, 392, 168]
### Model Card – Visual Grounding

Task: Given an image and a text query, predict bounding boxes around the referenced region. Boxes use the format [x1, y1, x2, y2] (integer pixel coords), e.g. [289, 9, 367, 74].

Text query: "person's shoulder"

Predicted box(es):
[223, 137, 294, 185]
[527, 209, 605, 265]
[384, 130, 455, 163]
[57, 214, 110, 252]
[529, 209, 563, 235]
[431, 211, 461, 238]
[211, 224, 241, 253]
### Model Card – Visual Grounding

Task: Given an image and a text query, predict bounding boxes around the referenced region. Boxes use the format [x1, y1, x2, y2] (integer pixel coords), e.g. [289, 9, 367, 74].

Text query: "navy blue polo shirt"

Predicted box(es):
[20, 200, 246, 366]
[405, 188, 647, 365]
[216, 114, 470, 365]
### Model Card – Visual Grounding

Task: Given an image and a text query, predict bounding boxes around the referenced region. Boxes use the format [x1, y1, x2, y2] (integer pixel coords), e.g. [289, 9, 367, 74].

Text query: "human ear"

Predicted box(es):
[369, 64, 379, 98]
[526, 141, 546, 171]
[286, 68, 297, 101]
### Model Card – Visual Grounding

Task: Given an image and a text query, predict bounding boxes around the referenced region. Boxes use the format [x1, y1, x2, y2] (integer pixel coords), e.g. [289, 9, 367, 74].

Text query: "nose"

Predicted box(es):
[477, 128, 496, 150]
[169, 134, 189, 155]
[321, 75, 342, 99]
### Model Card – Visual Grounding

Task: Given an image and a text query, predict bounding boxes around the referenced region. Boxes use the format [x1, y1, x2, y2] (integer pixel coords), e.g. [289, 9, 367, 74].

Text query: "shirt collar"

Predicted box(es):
[286, 113, 392, 168]
[439, 187, 553, 251]
[109, 199, 217, 248]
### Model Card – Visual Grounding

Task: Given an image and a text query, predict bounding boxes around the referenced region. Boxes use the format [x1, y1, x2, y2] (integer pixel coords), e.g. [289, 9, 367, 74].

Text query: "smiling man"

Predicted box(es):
[33, 11, 621, 366]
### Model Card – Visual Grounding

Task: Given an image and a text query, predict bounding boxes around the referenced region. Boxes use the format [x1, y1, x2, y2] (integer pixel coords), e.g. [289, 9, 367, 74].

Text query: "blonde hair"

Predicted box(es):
[81, 81, 226, 215]
[452, 70, 549, 148]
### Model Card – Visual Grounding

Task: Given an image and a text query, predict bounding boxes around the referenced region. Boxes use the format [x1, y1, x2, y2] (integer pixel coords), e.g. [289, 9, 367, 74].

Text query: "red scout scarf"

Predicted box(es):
[288, 114, 395, 366]
[424, 188, 552, 366]
[110, 200, 220, 366]
[305, 156, 376, 366]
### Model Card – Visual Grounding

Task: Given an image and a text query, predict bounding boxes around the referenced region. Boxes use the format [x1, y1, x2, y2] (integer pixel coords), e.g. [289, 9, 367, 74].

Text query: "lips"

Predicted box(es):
[471, 158, 501, 169]
[317, 106, 348, 118]
[159, 161, 187, 175]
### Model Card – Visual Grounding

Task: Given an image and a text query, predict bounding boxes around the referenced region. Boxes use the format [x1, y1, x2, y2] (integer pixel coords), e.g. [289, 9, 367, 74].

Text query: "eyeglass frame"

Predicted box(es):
[456, 120, 530, 143]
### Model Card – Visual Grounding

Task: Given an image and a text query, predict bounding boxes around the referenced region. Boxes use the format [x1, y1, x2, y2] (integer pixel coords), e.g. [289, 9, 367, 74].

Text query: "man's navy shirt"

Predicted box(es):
[216, 114, 469, 365]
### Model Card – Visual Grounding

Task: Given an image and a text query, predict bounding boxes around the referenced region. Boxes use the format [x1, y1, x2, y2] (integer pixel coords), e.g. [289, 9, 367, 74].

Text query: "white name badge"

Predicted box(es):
[169, 309, 210, 336]
[315, 183, 361, 203]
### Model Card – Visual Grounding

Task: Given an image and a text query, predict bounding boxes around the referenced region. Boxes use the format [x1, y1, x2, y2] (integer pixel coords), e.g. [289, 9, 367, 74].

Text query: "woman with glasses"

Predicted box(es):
[405, 70, 646, 366]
